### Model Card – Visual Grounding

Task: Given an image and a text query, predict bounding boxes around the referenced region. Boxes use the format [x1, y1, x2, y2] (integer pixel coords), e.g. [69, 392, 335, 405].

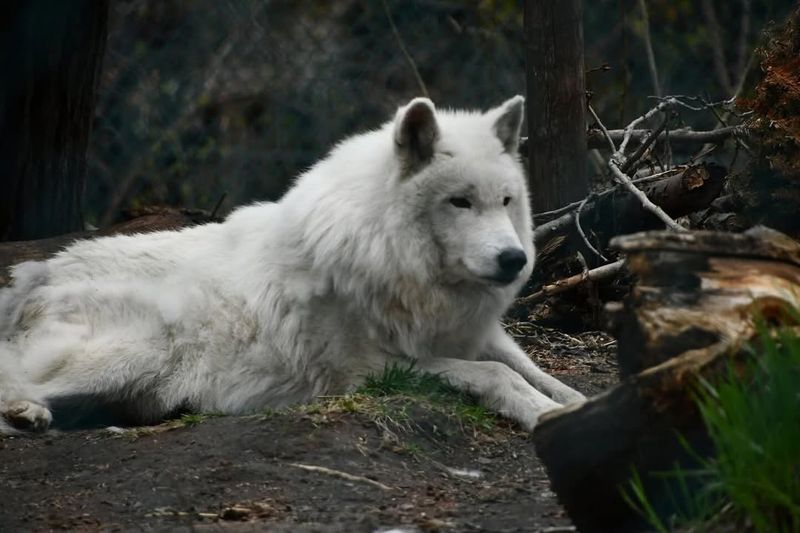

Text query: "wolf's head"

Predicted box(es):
[392, 96, 534, 290]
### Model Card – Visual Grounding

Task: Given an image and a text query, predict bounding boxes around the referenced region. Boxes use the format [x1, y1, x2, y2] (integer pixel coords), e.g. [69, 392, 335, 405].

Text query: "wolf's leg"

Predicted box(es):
[415, 357, 561, 431]
[0, 264, 55, 433]
[3, 330, 176, 431]
[480, 323, 587, 405]
[0, 353, 52, 434]
[1, 400, 52, 432]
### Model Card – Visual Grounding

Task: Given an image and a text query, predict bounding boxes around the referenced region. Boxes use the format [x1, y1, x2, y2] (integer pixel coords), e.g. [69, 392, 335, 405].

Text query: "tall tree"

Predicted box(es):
[0, 0, 109, 241]
[525, 0, 589, 213]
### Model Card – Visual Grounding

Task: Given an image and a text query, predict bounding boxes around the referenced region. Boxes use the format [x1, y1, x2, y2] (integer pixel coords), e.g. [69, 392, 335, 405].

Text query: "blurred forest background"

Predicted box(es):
[85, 0, 796, 226]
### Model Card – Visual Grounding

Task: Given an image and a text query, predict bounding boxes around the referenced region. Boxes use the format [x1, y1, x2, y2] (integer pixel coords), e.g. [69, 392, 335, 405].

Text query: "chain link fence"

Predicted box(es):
[86, 0, 793, 225]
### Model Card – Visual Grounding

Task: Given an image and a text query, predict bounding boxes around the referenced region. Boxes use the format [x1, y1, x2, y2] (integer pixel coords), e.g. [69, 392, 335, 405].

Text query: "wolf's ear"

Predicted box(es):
[394, 97, 440, 173]
[489, 95, 525, 154]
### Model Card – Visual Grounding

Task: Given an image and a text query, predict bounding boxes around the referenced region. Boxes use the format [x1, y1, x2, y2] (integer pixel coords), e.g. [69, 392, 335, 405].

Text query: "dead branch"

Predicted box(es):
[574, 195, 607, 261]
[517, 259, 624, 305]
[609, 98, 685, 231]
[587, 105, 616, 152]
[608, 160, 683, 231]
[619, 113, 668, 174]
[523, 125, 741, 154]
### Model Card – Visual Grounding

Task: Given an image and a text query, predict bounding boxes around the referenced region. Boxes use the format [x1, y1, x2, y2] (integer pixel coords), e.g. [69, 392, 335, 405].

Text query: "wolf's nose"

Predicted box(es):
[497, 248, 527, 277]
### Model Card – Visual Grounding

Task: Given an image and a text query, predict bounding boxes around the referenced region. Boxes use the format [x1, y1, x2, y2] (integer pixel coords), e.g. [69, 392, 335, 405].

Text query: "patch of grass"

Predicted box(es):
[358, 363, 460, 398]
[626, 324, 800, 532]
[294, 364, 497, 435]
[179, 413, 207, 427]
[398, 441, 424, 457]
[453, 402, 497, 432]
[358, 363, 497, 430]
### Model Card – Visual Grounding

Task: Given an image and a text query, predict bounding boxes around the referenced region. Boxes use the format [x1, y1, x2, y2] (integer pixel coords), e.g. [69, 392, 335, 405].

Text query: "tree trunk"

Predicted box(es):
[524, 0, 588, 212]
[0, 0, 110, 242]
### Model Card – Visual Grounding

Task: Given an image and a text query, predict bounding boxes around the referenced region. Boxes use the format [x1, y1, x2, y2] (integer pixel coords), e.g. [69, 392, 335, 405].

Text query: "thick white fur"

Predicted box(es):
[0, 96, 585, 434]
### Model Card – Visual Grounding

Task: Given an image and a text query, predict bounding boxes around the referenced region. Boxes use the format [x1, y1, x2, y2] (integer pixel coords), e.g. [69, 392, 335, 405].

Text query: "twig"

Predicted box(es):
[534, 208, 580, 241]
[210, 192, 227, 219]
[381, 0, 429, 98]
[656, 94, 734, 112]
[637, 0, 661, 97]
[620, 113, 669, 174]
[574, 195, 608, 261]
[586, 63, 611, 75]
[588, 105, 616, 152]
[665, 120, 674, 168]
[733, 48, 757, 100]
[288, 462, 394, 491]
[533, 200, 584, 223]
[517, 260, 626, 305]
[617, 97, 674, 154]
[632, 166, 685, 185]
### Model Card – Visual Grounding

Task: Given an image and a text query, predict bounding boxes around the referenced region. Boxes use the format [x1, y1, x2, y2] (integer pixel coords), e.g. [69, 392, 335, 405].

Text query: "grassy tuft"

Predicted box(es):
[179, 413, 207, 427]
[358, 363, 461, 398]
[626, 324, 800, 532]
[357, 363, 497, 431]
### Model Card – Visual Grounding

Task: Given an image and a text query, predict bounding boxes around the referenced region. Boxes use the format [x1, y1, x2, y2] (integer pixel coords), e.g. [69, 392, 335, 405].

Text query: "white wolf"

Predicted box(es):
[0, 96, 585, 435]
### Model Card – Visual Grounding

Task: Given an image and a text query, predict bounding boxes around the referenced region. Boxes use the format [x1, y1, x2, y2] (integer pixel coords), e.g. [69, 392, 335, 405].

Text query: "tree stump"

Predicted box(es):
[612, 226, 800, 377]
[533, 227, 800, 532]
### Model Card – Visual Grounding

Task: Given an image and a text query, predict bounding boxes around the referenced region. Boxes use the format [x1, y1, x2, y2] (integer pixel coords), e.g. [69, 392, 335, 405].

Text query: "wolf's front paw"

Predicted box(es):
[550, 388, 587, 405]
[2, 400, 52, 432]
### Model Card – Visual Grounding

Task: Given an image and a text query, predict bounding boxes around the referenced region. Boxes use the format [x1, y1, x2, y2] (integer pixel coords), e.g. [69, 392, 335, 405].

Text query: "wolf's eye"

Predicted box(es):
[503, 196, 511, 206]
[449, 197, 472, 209]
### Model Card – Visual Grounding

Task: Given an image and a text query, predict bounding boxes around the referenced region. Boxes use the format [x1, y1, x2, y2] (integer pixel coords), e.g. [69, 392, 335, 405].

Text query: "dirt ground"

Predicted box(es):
[0, 324, 617, 532]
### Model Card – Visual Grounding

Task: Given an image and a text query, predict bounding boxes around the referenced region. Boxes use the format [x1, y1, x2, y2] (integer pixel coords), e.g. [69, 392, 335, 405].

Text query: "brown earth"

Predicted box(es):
[0, 325, 617, 533]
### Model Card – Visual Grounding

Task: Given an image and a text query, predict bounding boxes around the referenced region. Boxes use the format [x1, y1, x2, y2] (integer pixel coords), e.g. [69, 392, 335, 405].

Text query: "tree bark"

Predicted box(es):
[524, 0, 588, 212]
[0, 0, 110, 242]
[610, 226, 800, 376]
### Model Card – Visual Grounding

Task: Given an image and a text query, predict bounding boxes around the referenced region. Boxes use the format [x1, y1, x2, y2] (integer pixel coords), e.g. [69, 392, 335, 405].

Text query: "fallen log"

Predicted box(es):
[527, 164, 727, 321]
[533, 227, 800, 532]
[533, 163, 727, 247]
